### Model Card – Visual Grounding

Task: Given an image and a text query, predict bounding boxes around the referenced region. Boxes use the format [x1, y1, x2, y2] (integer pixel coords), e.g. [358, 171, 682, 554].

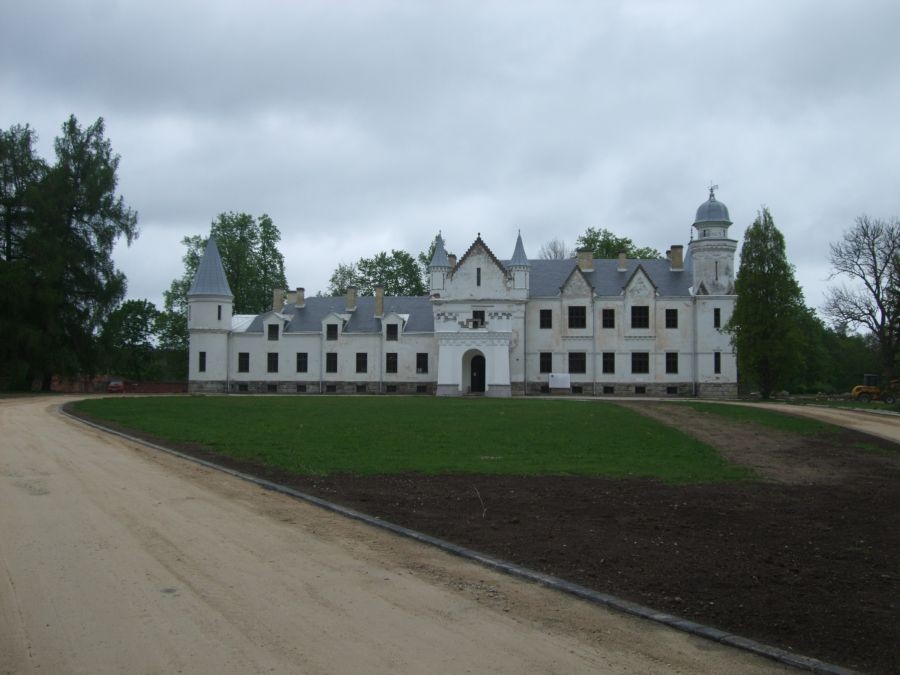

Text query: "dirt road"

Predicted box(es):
[0, 397, 789, 674]
[745, 401, 900, 443]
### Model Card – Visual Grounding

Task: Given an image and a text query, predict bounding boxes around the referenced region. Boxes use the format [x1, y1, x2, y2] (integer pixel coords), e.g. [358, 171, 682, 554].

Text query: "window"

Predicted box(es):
[568, 352, 586, 374]
[568, 305, 586, 329]
[714, 351, 721, 374]
[296, 384, 307, 393]
[472, 310, 485, 327]
[356, 352, 367, 373]
[539, 309, 552, 329]
[386, 324, 398, 341]
[238, 383, 248, 392]
[267, 352, 278, 373]
[386, 352, 398, 373]
[602, 308, 615, 329]
[356, 384, 366, 393]
[665, 308, 678, 329]
[416, 353, 429, 374]
[217, 305, 222, 321]
[268, 324, 279, 341]
[238, 352, 249, 372]
[476, 267, 481, 286]
[326, 384, 336, 393]
[326, 353, 337, 373]
[666, 386, 678, 395]
[631, 306, 649, 328]
[296, 352, 308, 373]
[602, 352, 615, 374]
[539, 352, 552, 373]
[666, 352, 678, 374]
[603, 385, 615, 394]
[198, 351, 206, 372]
[386, 385, 397, 393]
[326, 323, 338, 340]
[635, 385, 646, 394]
[714, 308, 721, 328]
[416, 384, 428, 393]
[631, 352, 649, 374]
[267, 384, 277, 393]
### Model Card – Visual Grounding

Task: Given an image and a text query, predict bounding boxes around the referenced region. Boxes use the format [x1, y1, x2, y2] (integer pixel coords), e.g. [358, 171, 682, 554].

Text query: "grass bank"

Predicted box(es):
[72, 396, 754, 483]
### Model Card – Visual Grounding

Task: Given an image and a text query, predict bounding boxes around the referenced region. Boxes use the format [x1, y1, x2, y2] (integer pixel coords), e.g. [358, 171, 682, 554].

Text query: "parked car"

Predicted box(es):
[107, 380, 125, 393]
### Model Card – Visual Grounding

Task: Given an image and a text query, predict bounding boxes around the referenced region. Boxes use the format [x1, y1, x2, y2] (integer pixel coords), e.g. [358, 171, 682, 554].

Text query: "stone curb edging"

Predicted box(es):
[60, 406, 856, 675]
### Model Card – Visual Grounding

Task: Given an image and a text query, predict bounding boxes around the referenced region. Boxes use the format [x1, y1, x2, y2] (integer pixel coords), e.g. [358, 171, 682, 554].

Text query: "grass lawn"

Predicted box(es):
[72, 396, 754, 483]
[682, 401, 833, 434]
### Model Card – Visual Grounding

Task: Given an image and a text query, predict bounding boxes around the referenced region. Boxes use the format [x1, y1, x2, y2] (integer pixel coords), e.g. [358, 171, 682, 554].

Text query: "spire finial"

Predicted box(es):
[708, 182, 719, 200]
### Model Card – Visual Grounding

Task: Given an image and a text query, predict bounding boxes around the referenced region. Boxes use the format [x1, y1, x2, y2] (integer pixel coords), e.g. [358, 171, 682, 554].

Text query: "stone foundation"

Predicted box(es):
[228, 381, 433, 395]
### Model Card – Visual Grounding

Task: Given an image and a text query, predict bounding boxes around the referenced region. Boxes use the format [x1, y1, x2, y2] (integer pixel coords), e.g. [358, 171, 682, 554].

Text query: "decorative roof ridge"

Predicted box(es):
[451, 234, 508, 276]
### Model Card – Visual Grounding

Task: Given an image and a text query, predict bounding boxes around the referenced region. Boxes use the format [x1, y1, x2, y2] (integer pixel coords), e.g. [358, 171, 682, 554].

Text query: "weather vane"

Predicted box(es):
[708, 181, 719, 199]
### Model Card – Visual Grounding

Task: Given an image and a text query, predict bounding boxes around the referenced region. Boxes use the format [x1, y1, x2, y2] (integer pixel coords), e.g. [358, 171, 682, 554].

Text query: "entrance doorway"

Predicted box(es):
[470, 354, 486, 393]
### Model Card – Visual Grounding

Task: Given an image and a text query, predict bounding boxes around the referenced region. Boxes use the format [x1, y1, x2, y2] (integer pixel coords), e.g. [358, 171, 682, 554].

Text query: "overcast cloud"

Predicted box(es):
[3, 0, 899, 315]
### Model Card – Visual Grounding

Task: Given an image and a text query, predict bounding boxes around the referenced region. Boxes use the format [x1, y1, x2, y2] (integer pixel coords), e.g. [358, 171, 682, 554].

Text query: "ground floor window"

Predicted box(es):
[602, 352, 615, 374]
[238, 352, 249, 372]
[568, 352, 586, 374]
[666, 351, 678, 374]
[296, 352, 308, 373]
[386, 352, 398, 373]
[267, 352, 278, 373]
[356, 352, 367, 373]
[326, 353, 337, 373]
[416, 353, 428, 374]
[714, 351, 721, 374]
[199, 351, 206, 373]
[539, 352, 552, 373]
[631, 352, 649, 374]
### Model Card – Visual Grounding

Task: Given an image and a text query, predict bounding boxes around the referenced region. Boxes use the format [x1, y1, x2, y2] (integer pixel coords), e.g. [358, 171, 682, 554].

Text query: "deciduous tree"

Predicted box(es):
[575, 227, 660, 259]
[725, 208, 804, 399]
[824, 215, 900, 381]
[537, 237, 572, 260]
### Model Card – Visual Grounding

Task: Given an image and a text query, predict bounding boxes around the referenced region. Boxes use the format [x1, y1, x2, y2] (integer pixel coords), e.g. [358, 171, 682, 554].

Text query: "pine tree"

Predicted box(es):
[725, 208, 805, 398]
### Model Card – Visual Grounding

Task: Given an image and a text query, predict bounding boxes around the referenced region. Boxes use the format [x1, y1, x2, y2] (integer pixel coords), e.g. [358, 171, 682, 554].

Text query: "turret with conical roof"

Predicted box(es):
[429, 232, 451, 293]
[508, 230, 530, 291]
[187, 236, 233, 391]
[687, 186, 737, 295]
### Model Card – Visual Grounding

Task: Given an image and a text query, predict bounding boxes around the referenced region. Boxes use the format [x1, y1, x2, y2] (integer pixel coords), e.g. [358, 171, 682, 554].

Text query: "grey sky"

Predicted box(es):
[3, 0, 898, 316]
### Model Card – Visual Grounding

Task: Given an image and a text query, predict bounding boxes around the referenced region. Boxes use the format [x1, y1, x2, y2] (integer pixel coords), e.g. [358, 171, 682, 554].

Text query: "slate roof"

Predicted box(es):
[510, 258, 692, 297]
[188, 237, 233, 297]
[242, 295, 435, 334]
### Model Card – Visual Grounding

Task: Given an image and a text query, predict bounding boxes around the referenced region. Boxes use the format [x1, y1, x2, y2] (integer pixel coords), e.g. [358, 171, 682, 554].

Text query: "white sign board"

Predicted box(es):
[549, 373, 571, 389]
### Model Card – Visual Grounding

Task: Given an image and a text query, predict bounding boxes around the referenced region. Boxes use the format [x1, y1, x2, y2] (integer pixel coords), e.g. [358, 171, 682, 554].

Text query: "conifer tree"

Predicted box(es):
[725, 208, 805, 398]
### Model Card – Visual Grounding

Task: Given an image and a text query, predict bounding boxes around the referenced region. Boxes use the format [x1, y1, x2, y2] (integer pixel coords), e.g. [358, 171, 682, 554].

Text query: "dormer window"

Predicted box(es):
[386, 324, 398, 341]
[326, 323, 338, 340]
[267, 324, 279, 341]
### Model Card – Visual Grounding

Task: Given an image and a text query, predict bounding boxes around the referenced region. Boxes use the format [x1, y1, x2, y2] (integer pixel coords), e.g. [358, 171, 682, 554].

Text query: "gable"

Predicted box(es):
[624, 266, 657, 300]
[560, 266, 593, 298]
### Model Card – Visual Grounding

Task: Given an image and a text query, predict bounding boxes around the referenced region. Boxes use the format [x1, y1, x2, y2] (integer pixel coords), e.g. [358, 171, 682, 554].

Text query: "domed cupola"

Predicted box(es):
[693, 185, 732, 240]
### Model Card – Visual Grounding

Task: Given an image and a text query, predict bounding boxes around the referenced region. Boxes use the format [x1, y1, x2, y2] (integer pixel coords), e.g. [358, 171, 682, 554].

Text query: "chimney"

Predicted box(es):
[617, 251, 627, 271]
[273, 288, 284, 312]
[448, 254, 457, 268]
[346, 285, 357, 311]
[576, 249, 593, 271]
[670, 245, 684, 271]
[286, 289, 297, 305]
[296, 287, 305, 308]
[374, 286, 384, 317]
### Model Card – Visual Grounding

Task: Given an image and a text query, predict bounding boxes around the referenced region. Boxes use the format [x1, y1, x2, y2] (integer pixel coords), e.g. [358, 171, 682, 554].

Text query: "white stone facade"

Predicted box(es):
[188, 191, 739, 398]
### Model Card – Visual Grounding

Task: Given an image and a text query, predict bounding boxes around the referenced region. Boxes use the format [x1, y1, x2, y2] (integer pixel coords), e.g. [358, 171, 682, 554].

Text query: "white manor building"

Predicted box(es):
[188, 189, 738, 398]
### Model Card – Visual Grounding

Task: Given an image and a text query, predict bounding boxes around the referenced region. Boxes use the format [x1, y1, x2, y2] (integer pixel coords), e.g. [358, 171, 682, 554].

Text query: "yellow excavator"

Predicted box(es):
[851, 374, 897, 404]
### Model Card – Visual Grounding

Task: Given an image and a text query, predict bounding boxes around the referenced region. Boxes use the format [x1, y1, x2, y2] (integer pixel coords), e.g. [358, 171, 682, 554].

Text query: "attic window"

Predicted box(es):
[476, 268, 481, 286]
[631, 306, 649, 329]
[268, 324, 279, 341]
[326, 323, 338, 340]
[386, 324, 398, 341]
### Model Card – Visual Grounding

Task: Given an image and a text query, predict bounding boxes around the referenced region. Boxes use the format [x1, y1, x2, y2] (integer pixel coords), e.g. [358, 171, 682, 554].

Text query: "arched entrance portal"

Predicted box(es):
[470, 354, 486, 393]
[462, 349, 487, 394]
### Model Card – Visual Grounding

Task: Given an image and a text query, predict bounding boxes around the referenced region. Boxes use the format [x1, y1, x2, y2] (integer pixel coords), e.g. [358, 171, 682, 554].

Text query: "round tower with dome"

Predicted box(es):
[687, 186, 738, 296]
